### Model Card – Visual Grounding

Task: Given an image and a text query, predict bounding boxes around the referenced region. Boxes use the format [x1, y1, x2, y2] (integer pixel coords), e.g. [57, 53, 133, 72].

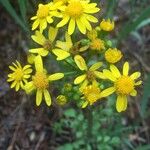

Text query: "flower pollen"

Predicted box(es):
[115, 76, 134, 95]
[37, 5, 49, 18]
[33, 72, 49, 90]
[66, 1, 83, 18]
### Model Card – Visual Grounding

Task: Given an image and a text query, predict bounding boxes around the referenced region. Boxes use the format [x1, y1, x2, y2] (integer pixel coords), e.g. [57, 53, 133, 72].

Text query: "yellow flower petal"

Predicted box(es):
[135, 80, 142, 85]
[130, 72, 141, 80]
[48, 73, 64, 81]
[24, 81, 35, 94]
[52, 49, 70, 60]
[79, 79, 88, 92]
[116, 95, 127, 112]
[48, 27, 58, 42]
[82, 101, 88, 108]
[32, 19, 40, 30]
[65, 32, 73, 46]
[89, 62, 103, 71]
[130, 90, 137, 96]
[76, 18, 86, 34]
[74, 55, 87, 71]
[123, 62, 129, 76]
[100, 87, 116, 98]
[68, 18, 76, 35]
[57, 15, 70, 27]
[34, 55, 43, 72]
[81, 15, 92, 31]
[94, 71, 106, 79]
[103, 69, 117, 81]
[29, 48, 49, 56]
[36, 90, 43, 106]
[74, 74, 86, 84]
[86, 14, 98, 23]
[15, 83, 20, 91]
[31, 31, 46, 45]
[110, 65, 121, 78]
[44, 89, 51, 106]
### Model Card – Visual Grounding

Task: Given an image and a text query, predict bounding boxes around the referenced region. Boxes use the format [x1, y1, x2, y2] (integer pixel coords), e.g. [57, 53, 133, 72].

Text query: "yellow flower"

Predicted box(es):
[87, 29, 98, 40]
[90, 38, 105, 51]
[74, 55, 105, 91]
[56, 95, 67, 105]
[7, 61, 32, 91]
[105, 48, 123, 64]
[31, 3, 61, 32]
[82, 84, 117, 108]
[29, 27, 58, 57]
[24, 55, 64, 106]
[100, 19, 114, 32]
[52, 32, 89, 60]
[103, 62, 142, 112]
[53, 0, 68, 4]
[56, 0, 100, 35]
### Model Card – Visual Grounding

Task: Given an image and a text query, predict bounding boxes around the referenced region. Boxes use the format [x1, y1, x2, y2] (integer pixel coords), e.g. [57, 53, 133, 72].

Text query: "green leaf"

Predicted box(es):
[18, 0, 27, 23]
[140, 74, 150, 118]
[64, 108, 76, 117]
[0, 0, 29, 33]
[118, 6, 150, 42]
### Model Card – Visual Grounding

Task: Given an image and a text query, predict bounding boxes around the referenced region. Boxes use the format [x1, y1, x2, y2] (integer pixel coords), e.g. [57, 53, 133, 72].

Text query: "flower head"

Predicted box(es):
[100, 19, 114, 32]
[31, 3, 61, 32]
[87, 29, 98, 40]
[103, 62, 142, 112]
[81, 84, 116, 108]
[56, 95, 67, 105]
[90, 38, 105, 51]
[52, 32, 89, 60]
[24, 55, 64, 106]
[56, 0, 100, 35]
[29, 27, 58, 57]
[7, 61, 32, 91]
[105, 48, 123, 64]
[74, 55, 105, 91]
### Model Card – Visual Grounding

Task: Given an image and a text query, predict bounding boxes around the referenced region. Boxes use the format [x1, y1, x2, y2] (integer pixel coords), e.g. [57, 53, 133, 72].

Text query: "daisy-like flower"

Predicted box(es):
[29, 27, 58, 57]
[90, 38, 105, 52]
[81, 84, 116, 108]
[105, 48, 123, 64]
[24, 55, 64, 106]
[74, 55, 105, 91]
[7, 61, 32, 91]
[100, 19, 114, 32]
[31, 3, 61, 32]
[52, 32, 89, 60]
[56, 0, 100, 35]
[103, 62, 142, 112]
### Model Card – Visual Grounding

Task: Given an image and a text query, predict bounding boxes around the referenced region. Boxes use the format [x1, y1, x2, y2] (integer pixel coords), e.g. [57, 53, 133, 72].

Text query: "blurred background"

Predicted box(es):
[0, 0, 150, 149]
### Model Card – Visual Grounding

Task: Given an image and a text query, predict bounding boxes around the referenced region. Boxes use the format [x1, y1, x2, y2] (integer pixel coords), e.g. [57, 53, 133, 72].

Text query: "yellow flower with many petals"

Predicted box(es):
[100, 19, 114, 32]
[90, 38, 105, 51]
[81, 84, 117, 108]
[103, 62, 142, 112]
[74, 55, 105, 91]
[52, 32, 89, 60]
[31, 3, 61, 32]
[56, 0, 100, 35]
[7, 61, 32, 91]
[105, 48, 123, 64]
[24, 55, 64, 106]
[29, 27, 58, 57]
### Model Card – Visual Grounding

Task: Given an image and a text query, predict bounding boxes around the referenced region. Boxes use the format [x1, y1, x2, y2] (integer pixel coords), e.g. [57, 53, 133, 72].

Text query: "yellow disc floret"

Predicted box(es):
[115, 76, 134, 95]
[90, 38, 105, 51]
[105, 48, 122, 64]
[37, 4, 49, 18]
[66, 1, 83, 18]
[33, 72, 49, 90]
[83, 85, 101, 105]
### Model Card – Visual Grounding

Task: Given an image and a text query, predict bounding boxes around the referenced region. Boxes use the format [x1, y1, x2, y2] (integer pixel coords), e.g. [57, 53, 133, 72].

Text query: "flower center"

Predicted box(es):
[43, 40, 52, 50]
[33, 72, 49, 90]
[37, 5, 49, 18]
[115, 76, 134, 95]
[66, 1, 83, 18]
[14, 68, 24, 81]
[86, 71, 95, 82]
[83, 85, 101, 105]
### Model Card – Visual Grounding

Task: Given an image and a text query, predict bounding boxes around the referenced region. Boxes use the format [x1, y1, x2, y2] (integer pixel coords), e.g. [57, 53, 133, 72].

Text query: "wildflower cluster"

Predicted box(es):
[7, 0, 142, 112]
